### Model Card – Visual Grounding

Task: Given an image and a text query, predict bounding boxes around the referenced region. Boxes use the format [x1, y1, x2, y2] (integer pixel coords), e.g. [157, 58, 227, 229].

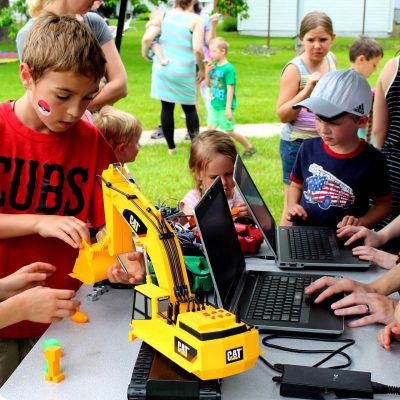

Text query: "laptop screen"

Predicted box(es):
[194, 177, 245, 309]
[233, 155, 277, 253]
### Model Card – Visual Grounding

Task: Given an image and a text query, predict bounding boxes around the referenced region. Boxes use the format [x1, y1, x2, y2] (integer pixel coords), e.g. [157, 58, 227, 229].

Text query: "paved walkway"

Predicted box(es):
[140, 123, 283, 145]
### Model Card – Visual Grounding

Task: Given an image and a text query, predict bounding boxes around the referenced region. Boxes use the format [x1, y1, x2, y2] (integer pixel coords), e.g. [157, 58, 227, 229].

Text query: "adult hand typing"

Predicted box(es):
[305, 276, 397, 327]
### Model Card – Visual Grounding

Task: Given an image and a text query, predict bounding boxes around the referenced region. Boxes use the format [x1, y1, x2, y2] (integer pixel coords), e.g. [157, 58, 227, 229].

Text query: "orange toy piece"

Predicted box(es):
[70, 307, 89, 323]
[231, 207, 239, 217]
[44, 345, 64, 383]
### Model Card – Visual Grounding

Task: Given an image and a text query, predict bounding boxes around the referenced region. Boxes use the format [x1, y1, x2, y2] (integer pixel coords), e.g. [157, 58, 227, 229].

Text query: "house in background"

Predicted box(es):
[238, 0, 394, 38]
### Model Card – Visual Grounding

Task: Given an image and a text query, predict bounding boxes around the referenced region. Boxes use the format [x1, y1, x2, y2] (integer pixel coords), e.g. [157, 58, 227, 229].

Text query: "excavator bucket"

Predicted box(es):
[70, 238, 116, 285]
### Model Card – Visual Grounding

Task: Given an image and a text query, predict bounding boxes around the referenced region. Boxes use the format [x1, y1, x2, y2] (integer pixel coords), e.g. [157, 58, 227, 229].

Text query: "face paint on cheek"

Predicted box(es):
[37, 99, 51, 117]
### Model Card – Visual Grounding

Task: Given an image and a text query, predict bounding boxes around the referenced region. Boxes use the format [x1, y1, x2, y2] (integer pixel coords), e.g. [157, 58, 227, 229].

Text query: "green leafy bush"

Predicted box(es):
[221, 16, 237, 32]
[133, 4, 150, 16]
[137, 12, 150, 21]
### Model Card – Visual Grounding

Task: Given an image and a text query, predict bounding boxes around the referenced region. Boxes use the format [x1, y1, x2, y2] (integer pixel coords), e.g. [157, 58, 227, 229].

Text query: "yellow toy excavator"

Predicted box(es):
[71, 164, 261, 381]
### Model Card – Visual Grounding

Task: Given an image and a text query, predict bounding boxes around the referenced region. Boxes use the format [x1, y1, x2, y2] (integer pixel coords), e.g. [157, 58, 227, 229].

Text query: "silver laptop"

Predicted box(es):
[233, 155, 370, 270]
[194, 177, 344, 335]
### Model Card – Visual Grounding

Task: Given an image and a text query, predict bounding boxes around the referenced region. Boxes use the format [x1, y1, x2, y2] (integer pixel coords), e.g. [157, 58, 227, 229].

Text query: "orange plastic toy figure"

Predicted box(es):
[44, 345, 64, 383]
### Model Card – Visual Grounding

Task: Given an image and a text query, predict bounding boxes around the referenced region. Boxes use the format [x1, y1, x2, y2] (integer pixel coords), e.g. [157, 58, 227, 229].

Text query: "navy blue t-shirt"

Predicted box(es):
[290, 137, 391, 227]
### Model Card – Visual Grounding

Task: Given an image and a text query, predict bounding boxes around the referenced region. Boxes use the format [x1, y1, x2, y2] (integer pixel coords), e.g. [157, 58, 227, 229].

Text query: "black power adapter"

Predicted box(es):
[279, 364, 373, 399]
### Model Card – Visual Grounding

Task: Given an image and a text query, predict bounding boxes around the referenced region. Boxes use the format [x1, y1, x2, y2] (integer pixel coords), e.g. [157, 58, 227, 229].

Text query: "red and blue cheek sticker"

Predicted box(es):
[37, 99, 51, 117]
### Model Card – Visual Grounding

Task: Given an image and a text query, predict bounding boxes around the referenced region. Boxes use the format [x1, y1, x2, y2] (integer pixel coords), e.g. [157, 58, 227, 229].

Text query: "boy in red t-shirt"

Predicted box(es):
[0, 13, 144, 385]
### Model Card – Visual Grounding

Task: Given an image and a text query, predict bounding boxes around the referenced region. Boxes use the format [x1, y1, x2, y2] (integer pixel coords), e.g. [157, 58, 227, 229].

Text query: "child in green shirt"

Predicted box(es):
[205, 37, 256, 158]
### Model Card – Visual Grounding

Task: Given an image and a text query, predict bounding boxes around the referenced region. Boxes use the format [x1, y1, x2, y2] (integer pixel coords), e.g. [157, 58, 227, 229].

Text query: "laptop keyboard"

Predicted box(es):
[246, 274, 315, 322]
[288, 228, 339, 261]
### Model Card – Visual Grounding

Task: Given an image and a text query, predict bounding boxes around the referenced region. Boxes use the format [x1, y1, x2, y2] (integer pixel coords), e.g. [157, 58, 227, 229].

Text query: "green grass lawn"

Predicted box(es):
[1, 21, 398, 220]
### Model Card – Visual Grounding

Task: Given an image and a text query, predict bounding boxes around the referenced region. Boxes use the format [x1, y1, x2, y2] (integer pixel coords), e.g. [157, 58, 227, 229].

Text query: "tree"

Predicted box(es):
[0, 0, 28, 40]
[215, 0, 249, 19]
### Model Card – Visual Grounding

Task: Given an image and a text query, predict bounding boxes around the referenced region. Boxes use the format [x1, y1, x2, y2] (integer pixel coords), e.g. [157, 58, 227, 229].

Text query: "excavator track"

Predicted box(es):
[127, 341, 221, 399]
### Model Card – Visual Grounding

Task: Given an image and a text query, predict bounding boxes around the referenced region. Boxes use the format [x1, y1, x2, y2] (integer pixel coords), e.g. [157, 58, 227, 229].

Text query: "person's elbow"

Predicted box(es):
[193, 45, 204, 59]
[276, 107, 292, 123]
[114, 74, 128, 100]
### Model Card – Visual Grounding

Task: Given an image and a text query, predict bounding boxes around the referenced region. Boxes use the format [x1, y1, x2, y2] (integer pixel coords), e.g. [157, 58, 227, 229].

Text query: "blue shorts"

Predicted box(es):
[279, 138, 303, 185]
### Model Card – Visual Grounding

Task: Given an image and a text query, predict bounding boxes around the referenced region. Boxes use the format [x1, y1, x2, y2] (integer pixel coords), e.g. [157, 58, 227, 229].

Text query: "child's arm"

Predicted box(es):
[0, 214, 90, 249]
[206, 14, 219, 45]
[282, 182, 308, 226]
[226, 84, 234, 120]
[0, 286, 79, 328]
[338, 198, 391, 229]
[373, 58, 396, 148]
[276, 65, 320, 123]
[0, 262, 79, 328]
[141, 25, 161, 61]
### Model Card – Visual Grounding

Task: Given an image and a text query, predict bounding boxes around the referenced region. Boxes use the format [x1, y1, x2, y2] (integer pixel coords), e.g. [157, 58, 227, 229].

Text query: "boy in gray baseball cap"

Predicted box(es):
[282, 68, 391, 229]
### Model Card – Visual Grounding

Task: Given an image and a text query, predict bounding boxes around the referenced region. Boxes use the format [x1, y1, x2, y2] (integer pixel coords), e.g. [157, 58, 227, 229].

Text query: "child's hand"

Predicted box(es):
[197, 68, 205, 83]
[236, 203, 250, 217]
[107, 251, 145, 285]
[0, 262, 56, 300]
[17, 286, 79, 324]
[337, 215, 361, 228]
[377, 320, 400, 350]
[304, 72, 321, 94]
[210, 13, 219, 25]
[284, 204, 308, 225]
[351, 246, 397, 270]
[205, 60, 214, 73]
[226, 108, 232, 120]
[34, 215, 90, 249]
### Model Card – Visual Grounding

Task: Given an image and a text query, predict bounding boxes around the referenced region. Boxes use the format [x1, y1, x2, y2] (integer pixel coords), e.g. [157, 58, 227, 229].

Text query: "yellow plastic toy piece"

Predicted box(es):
[70, 307, 89, 323]
[44, 345, 64, 383]
[70, 235, 117, 285]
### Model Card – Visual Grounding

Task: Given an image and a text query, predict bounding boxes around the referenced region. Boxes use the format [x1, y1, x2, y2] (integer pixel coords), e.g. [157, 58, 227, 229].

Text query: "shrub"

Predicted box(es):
[133, 4, 150, 16]
[137, 12, 150, 21]
[221, 16, 237, 32]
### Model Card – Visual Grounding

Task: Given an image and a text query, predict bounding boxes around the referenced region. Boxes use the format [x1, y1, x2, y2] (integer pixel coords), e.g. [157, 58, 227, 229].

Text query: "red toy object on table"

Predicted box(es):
[234, 222, 263, 254]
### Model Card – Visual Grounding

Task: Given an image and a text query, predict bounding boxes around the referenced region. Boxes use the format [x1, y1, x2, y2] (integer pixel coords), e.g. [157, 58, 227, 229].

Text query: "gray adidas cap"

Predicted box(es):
[293, 68, 372, 121]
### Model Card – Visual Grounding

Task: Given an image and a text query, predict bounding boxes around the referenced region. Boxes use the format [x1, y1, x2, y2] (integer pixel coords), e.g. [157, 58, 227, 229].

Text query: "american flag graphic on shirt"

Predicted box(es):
[303, 164, 354, 210]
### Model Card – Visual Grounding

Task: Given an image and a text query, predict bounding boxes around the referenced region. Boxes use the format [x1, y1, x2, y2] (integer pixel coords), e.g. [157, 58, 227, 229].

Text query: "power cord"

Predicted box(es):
[258, 334, 400, 398]
[371, 382, 400, 395]
[259, 334, 355, 374]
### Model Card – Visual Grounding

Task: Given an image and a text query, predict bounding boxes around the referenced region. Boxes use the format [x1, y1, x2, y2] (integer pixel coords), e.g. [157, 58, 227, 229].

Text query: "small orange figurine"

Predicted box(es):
[44, 345, 64, 383]
[70, 306, 89, 323]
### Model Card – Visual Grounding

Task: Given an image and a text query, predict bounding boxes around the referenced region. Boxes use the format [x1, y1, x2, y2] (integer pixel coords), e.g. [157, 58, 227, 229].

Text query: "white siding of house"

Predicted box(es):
[238, 0, 394, 37]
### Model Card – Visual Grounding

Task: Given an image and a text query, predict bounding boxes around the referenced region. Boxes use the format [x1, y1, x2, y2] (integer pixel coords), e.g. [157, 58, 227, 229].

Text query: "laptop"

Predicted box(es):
[194, 177, 344, 335]
[233, 155, 370, 270]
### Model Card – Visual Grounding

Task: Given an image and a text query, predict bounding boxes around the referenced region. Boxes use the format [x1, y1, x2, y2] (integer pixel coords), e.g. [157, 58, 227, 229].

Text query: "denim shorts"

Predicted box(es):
[279, 138, 303, 185]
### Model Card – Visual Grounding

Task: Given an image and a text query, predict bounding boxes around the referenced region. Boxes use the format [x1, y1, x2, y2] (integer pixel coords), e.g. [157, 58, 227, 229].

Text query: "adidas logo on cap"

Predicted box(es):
[353, 104, 364, 114]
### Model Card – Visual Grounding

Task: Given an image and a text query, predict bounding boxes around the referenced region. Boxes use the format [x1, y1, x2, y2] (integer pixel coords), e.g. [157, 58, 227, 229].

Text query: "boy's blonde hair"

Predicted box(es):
[22, 12, 106, 83]
[27, 0, 48, 18]
[189, 130, 237, 194]
[92, 105, 142, 148]
[209, 37, 229, 54]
